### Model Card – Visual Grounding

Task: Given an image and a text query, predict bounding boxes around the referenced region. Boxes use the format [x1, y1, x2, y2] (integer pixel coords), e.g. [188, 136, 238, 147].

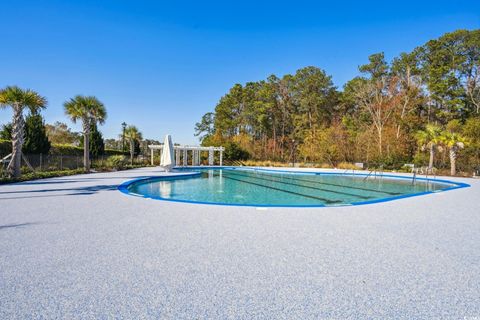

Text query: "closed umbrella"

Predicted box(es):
[160, 134, 175, 171]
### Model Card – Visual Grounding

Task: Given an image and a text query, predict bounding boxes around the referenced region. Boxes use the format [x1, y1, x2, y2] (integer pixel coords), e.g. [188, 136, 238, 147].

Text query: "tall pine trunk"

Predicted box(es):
[7, 105, 25, 178]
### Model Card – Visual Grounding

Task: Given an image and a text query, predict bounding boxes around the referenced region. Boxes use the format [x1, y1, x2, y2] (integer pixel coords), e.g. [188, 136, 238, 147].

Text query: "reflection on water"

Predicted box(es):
[159, 181, 172, 198]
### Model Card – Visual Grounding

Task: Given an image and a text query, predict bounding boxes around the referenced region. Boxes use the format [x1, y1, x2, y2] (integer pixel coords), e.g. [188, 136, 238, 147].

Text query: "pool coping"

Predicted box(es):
[117, 166, 471, 208]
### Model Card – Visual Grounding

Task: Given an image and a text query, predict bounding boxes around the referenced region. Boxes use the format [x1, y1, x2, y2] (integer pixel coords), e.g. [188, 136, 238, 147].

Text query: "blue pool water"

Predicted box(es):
[121, 168, 466, 207]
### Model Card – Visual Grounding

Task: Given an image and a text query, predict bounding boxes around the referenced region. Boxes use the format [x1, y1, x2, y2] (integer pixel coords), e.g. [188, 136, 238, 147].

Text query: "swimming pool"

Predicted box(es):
[119, 168, 469, 207]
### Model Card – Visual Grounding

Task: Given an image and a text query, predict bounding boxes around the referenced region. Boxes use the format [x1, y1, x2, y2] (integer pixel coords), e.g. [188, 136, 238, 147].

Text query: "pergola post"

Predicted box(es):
[219, 149, 223, 166]
[150, 147, 154, 166]
[175, 148, 180, 166]
[183, 149, 187, 166]
[208, 147, 214, 166]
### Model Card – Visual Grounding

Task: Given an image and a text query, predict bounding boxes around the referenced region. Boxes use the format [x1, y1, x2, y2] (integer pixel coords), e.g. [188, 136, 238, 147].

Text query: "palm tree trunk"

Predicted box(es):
[83, 120, 91, 171]
[449, 148, 456, 176]
[428, 144, 435, 169]
[7, 106, 25, 178]
[130, 139, 134, 165]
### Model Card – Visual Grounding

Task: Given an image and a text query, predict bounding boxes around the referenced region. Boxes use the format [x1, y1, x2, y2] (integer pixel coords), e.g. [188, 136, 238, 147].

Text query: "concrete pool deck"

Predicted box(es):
[0, 166, 479, 319]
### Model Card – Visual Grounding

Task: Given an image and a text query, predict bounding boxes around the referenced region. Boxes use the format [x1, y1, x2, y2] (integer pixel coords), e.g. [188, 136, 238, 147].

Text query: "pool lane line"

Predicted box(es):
[221, 170, 373, 200]
[219, 172, 342, 204]
[228, 168, 403, 196]
[230, 168, 402, 195]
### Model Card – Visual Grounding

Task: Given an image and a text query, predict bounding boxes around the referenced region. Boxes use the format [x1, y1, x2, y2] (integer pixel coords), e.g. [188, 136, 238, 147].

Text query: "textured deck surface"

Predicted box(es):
[1, 167, 479, 319]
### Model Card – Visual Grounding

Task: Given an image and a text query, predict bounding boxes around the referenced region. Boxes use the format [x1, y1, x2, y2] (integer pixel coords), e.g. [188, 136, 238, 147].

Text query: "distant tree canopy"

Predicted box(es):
[196, 29, 480, 174]
[45, 121, 80, 145]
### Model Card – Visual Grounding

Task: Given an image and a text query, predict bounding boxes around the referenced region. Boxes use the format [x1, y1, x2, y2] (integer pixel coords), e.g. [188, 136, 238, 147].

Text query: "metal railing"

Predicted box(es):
[363, 165, 384, 181]
[412, 166, 437, 185]
[342, 168, 356, 176]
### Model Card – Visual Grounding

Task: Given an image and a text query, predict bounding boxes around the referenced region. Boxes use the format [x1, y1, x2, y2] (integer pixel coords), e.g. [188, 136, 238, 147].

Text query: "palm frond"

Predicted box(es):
[0, 86, 47, 111]
[64, 95, 107, 126]
[124, 125, 143, 140]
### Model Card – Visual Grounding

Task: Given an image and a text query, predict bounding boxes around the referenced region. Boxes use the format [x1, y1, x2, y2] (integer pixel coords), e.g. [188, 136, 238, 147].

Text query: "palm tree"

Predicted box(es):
[64, 95, 107, 171]
[440, 131, 466, 176]
[415, 124, 442, 169]
[0, 86, 47, 177]
[124, 125, 142, 165]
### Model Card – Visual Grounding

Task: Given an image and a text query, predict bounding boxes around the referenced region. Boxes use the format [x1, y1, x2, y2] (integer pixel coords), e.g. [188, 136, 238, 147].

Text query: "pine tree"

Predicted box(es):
[23, 112, 51, 154]
[134, 138, 141, 157]
[89, 122, 105, 158]
[80, 122, 105, 158]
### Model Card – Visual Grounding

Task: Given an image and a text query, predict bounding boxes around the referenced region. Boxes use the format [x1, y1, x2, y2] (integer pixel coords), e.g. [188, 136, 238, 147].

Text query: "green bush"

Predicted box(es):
[413, 152, 430, 167]
[104, 155, 127, 170]
[224, 141, 250, 161]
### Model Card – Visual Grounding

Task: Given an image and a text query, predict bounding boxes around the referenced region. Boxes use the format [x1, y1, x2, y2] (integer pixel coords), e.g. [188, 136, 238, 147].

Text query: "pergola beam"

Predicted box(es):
[148, 144, 225, 167]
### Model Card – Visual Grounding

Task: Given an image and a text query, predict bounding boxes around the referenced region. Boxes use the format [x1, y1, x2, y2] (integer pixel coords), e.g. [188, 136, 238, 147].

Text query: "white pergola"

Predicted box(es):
[148, 145, 225, 166]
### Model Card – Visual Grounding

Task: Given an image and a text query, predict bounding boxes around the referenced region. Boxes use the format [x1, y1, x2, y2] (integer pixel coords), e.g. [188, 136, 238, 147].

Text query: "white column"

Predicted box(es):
[208, 148, 214, 166]
[175, 149, 180, 166]
[219, 149, 223, 166]
[150, 147, 154, 166]
[183, 149, 187, 166]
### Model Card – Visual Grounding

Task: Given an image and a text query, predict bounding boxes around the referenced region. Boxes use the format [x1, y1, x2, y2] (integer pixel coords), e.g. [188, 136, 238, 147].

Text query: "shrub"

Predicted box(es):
[337, 162, 359, 170]
[104, 155, 127, 170]
[224, 141, 250, 161]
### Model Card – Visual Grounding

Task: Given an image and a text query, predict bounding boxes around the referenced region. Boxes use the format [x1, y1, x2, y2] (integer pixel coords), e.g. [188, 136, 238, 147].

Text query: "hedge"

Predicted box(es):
[49, 144, 128, 156]
[0, 140, 127, 157]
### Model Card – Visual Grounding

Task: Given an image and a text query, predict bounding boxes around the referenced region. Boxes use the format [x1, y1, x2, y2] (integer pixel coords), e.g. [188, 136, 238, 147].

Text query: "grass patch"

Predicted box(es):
[0, 169, 86, 185]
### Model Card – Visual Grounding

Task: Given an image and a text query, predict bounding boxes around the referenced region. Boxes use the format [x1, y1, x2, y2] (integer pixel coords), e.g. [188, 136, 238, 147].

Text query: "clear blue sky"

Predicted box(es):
[1, 0, 479, 144]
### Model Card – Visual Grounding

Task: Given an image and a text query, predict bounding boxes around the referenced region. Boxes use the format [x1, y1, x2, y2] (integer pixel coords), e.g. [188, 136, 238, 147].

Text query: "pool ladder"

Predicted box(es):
[412, 166, 436, 185]
[363, 166, 384, 181]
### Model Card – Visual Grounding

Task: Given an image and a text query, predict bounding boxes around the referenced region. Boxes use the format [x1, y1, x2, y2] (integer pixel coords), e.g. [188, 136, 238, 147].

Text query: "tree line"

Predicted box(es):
[195, 29, 480, 175]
